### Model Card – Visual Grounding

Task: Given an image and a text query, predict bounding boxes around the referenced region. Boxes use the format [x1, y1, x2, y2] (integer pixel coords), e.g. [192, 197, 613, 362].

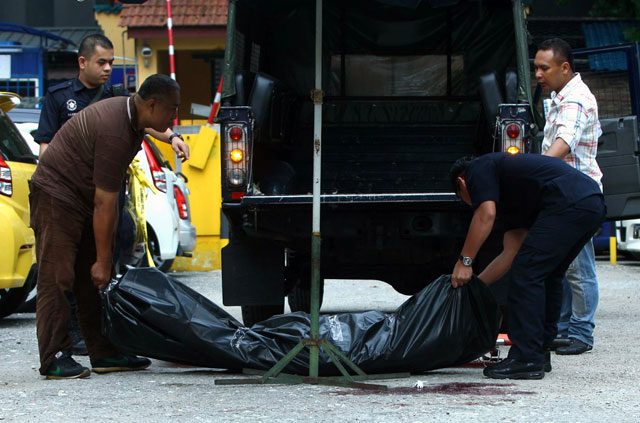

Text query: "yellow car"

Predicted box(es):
[0, 92, 37, 319]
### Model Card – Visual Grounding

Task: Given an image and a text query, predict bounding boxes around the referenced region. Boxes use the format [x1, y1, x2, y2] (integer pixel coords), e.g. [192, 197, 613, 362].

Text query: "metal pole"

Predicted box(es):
[309, 0, 323, 379]
[165, 0, 177, 82]
[121, 29, 128, 91]
[609, 221, 617, 265]
[165, 0, 181, 172]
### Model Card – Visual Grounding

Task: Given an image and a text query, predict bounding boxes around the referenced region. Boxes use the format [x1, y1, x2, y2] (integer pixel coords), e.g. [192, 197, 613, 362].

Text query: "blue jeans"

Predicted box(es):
[556, 239, 599, 346]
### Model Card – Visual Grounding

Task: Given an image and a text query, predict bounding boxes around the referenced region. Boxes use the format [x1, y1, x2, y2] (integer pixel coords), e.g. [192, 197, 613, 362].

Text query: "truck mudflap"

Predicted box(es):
[103, 268, 500, 375]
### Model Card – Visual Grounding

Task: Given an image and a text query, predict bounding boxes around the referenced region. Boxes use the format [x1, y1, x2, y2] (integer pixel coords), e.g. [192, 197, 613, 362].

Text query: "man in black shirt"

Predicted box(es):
[449, 152, 605, 379]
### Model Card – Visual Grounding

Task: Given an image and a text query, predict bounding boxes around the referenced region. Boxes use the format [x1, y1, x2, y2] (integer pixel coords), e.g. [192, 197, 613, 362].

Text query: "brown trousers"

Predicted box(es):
[30, 187, 118, 374]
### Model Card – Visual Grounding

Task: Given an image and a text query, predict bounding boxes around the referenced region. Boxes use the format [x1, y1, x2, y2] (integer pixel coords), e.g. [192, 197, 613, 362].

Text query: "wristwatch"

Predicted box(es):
[168, 132, 182, 143]
[459, 255, 474, 267]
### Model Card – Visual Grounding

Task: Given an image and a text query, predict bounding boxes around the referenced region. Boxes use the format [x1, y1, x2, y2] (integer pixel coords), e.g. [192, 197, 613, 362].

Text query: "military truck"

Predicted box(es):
[217, 0, 540, 326]
[571, 43, 640, 256]
[571, 43, 640, 221]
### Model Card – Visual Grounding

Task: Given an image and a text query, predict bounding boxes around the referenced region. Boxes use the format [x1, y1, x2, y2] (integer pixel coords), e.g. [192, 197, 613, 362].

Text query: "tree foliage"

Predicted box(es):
[589, 0, 640, 41]
[589, 0, 640, 18]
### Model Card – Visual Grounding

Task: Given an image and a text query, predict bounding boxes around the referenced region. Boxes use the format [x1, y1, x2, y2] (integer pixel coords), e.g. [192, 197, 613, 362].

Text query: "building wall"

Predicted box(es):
[134, 36, 225, 117]
[134, 36, 225, 84]
[95, 12, 136, 63]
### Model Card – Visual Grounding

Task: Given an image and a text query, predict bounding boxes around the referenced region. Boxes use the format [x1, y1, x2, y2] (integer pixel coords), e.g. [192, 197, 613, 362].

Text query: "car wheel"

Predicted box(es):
[0, 264, 37, 319]
[17, 265, 38, 313]
[241, 303, 284, 327]
[145, 227, 174, 272]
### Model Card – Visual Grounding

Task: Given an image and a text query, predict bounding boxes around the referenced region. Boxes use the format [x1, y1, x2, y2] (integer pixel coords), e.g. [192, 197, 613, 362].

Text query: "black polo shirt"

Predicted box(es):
[34, 78, 126, 144]
[465, 152, 602, 230]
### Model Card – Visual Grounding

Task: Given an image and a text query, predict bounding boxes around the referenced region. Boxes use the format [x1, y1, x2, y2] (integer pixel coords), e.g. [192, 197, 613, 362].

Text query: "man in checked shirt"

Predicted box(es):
[535, 38, 603, 355]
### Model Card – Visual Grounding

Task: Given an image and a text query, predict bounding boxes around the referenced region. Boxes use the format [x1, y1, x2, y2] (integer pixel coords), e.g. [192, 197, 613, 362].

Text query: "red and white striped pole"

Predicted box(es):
[207, 76, 223, 125]
[165, 0, 178, 126]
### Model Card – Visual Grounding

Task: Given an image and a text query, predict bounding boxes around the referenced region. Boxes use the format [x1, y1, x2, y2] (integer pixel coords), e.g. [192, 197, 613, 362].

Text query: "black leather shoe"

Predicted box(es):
[483, 358, 545, 380]
[549, 337, 571, 351]
[556, 338, 593, 355]
[544, 350, 552, 373]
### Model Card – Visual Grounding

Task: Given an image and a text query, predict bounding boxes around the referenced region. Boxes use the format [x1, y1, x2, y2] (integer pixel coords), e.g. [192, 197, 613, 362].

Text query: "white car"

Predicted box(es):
[617, 219, 640, 259]
[7, 108, 40, 156]
[137, 137, 196, 270]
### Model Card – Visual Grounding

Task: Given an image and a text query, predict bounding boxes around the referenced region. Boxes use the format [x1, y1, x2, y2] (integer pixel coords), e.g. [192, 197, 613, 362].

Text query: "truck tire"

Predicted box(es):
[241, 303, 284, 327]
[287, 279, 324, 313]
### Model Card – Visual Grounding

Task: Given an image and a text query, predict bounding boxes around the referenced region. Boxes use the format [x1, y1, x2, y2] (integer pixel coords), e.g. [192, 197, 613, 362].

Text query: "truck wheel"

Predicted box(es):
[241, 303, 284, 327]
[287, 279, 324, 313]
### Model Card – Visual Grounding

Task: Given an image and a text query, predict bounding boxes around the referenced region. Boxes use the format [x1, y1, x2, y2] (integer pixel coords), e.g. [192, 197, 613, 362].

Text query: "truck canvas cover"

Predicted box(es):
[224, 0, 517, 102]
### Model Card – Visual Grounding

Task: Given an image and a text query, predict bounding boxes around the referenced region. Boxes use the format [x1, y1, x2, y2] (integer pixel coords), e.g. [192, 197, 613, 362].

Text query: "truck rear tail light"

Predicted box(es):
[142, 140, 167, 192]
[497, 104, 531, 155]
[501, 121, 524, 155]
[0, 156, 12, 197]
[229, 169, 245, 186]
[173, 186, 189, 219]
[224, 123, 250, 193]
[230, 148, 244, 163]
[229, 126, 244, 141]
[506, 123, 520, 139]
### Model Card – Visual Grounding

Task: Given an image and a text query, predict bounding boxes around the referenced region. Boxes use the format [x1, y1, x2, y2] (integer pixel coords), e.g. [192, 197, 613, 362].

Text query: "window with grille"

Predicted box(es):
[0, 78, 39, 98]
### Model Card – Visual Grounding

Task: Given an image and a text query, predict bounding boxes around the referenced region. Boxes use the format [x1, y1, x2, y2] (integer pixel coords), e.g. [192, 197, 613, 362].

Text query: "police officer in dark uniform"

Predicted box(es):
[35, 34, 188, 157]
[34, 34, 189, 356]
[35, 34, 127, 156]
[35, 78, 127, 149]
[448, 152, 605, 380]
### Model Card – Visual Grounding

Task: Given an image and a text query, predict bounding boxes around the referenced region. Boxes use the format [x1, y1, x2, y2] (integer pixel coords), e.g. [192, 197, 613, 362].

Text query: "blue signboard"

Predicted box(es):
[111, 64, 137, 91]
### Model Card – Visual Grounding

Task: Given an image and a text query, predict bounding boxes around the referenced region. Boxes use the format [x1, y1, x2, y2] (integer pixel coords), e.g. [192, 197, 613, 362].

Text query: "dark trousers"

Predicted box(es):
[63, 186, 125, 352]
[507, 194, 606, 365]
[30, 188, 118, 374]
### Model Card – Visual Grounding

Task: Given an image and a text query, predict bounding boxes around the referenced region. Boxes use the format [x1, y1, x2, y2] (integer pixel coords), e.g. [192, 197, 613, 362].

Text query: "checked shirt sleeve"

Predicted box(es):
[553, 100, 588, 152]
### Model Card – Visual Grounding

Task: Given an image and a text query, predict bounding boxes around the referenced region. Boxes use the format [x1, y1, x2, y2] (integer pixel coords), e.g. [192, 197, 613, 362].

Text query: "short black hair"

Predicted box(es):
[449, 156, 475, 193]
[538, 38, 574, 71]
[138, 74, 180, 101]
[78, 34, 113, 59]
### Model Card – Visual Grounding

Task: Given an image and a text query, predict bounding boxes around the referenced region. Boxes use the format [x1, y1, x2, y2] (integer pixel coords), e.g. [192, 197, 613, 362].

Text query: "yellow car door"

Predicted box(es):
[0, 92, 38, 319]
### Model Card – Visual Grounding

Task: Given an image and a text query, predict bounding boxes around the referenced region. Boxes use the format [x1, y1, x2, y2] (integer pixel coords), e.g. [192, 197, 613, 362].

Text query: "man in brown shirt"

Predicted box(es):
[30, 74, 184, 379]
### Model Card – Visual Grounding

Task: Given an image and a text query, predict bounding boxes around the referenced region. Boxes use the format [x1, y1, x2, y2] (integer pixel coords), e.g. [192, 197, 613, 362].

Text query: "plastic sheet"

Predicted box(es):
[102, 268, 501, 375]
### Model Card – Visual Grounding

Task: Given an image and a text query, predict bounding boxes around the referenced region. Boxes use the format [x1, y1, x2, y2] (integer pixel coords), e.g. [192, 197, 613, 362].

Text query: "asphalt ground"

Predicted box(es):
[1, 257, 639, 422]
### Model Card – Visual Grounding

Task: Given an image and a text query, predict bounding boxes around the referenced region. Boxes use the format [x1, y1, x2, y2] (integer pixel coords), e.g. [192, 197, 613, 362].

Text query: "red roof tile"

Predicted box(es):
[119, 0, 227, 28]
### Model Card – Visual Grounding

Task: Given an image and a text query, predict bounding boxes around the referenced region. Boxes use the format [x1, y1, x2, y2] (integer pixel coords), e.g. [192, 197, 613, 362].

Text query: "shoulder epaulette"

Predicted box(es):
[47, 80, 73, 94]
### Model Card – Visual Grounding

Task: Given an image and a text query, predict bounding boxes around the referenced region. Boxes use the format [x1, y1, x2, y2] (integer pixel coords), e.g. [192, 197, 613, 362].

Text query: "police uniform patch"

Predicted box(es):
[66, 99, 77, 111]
